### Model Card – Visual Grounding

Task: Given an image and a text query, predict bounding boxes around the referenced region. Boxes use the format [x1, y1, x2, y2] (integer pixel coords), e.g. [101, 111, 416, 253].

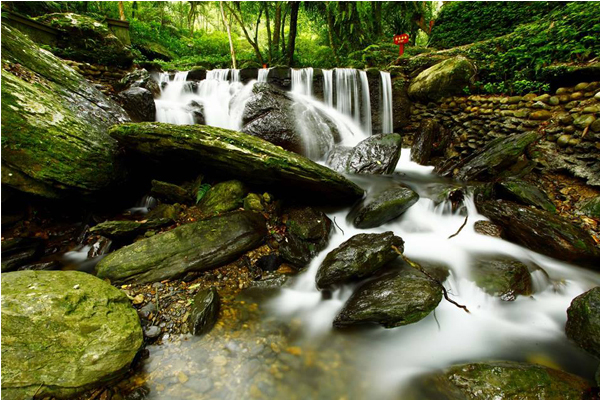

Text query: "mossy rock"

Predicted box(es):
[89, 218, 172, 240]
[472, 258, 533, 301]
[136, 42, 173, 62]
[1, 24, 128, 198]
[580, 196, 600, 218]
[566, 287, 600, 359]
[150, 180, 193, 204]
[1, 270, 143, 399]
[408, 56, 476, 102]
[350, 184, 419, 228]
[198, 180, 248, 216]
[243, 193, 264, 212]
[188, 288, 220, 336]
[496, 177, 556, 213]
[279, 207, 332, 268]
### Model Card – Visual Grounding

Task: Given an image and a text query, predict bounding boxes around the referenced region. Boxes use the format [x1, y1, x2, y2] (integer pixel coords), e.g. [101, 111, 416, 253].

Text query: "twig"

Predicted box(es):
[448, 215, 468, 239]
[392, 246, 470, 314]
[333, 217, 344, 236]
[33, 382, 44, 398]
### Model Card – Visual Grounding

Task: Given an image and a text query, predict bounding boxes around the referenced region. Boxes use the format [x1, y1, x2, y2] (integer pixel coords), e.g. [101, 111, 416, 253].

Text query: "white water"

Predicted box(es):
[257, 67, 270, 83]
[359, 70, 372, 135]
[322, 69, 334, 107]
[291, 67, 313, 96]
[334, 68, 361, 127]
[380, 71, 393, 133]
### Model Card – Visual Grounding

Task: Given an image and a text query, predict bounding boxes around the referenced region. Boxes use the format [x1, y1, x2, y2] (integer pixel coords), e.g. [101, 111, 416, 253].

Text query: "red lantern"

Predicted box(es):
[393, 34, 410, 56]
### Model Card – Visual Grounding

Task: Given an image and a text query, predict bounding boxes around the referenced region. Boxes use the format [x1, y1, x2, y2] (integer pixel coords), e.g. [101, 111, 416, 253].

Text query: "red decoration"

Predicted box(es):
[394, 34, 410, 56]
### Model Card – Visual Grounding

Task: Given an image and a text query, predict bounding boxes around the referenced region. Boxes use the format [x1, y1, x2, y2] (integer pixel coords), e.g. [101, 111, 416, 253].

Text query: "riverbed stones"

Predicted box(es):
[1, 270, 143, 399]
[108, 123, 364, 205]
[478, 200, 600, 266]
[350, 184, 419, 228]
[580, 196, 600, 218]
[96, 211, 267, 284]
[333, 267, 442, 328]
[408, 56, 476, 102]
[188, 287, 220, 336]
[1, 24, 129, 198]
[198, 180, 248, 216]
[566, 287, 600, 359]
[472, 258, 532, 301]
[316, 232, 404, 289]
[414, 361, 590, 399]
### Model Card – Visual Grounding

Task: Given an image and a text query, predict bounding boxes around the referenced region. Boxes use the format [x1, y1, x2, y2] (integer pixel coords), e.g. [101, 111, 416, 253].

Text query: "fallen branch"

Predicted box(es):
[333, 216, 345, 236]
[448, 215, 468, 239]
[392, 246, 470, 314]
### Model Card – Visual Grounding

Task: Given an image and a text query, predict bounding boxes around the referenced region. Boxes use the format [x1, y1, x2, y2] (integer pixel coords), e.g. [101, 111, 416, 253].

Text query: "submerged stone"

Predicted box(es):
[350, 184, 419, 228]
[96, 211, 267, 284]
[188, 288, 220, 336]
[1, 270, 143, 399]
[566, 287, 600, 359]
[472, 258, 533, 301]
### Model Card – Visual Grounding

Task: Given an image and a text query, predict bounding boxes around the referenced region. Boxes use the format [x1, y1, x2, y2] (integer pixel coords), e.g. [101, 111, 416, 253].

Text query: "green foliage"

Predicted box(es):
[196, 183, 211, 204]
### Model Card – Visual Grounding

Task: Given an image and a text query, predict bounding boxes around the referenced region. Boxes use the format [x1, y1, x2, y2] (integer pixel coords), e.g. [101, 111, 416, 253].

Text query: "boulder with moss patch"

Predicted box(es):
[566, 287, 600, 359]
[408, 56, 476, 102]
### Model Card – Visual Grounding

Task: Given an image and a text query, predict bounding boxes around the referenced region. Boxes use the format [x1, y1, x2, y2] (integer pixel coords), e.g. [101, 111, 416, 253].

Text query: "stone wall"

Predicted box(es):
[404, 82, 600, 186]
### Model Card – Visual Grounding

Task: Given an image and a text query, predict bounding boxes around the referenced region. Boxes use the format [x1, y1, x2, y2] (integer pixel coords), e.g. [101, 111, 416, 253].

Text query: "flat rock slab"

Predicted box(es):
[96, 210, 267, 284]
[1, 270, 143, 399]
[109, 122, 364, 205]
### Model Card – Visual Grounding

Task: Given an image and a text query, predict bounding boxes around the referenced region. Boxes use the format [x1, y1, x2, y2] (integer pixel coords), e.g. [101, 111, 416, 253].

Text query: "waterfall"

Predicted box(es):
[380, 71, 393, 133]
[323, 69, 333, 108]
[359, 70, 372, 135]
[231, 69, 240, 82]
[291, 67, 313, 96]
[334, 68, 361, 127]
[258, 68, 270, 83]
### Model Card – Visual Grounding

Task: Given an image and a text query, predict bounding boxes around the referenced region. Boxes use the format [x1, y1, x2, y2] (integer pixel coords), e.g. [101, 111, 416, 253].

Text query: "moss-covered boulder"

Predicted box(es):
[408, 56, 476, 102]
[334, 266, 442, 328]
[96, 211, 267, 284]
[188, 287, 220, 336]
[472, 258, 533, 301]
[150, 180, 193, 204]
[35, 13, 134, 67]
[316, 232, 404, 289]
[1, 24, 128, 198]
[350, 184, 419, 228]
[328, 134, 403, 175]
[198, 180, 248, 216]
[566, 287, 600, 359]
[89, 218, 172, 240]
[108, 123, 364, 205]
[478, 200, 600, 267]
[279, 207, 332, 268]
[1, 270, 143, 399]
[413, 361, 590, 399]
[496, 177, 556, 213]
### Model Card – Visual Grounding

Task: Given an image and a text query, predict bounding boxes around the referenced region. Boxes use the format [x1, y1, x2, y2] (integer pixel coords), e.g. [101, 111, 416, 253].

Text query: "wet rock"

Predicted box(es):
[1, 270, 142, 399]
[185, 100, 205, 125]
[454, 131, 539, 181]
[256, 254, 282, 272]
[566, 287, 600, 359]
[150, 180, 193, 204]
[87, 235, 112, 258]
[198, 180, 248, 216]
[350, 184, 419, 229]
[279, 207, 332, 268]
[496, 177, 556, 213]
[316, 232, 404, 289]
[473, 220, 503, 237]
[574, 114, 596, 130]
[118, 68, 161, 97]
[109, 123, 364, 205]
[411, 120, 448, 165]
[188, 287, 220, 336]
[18, 260, 62, 271]
[478, 200, 600, 267]
[118, 87, 156, 123]
[334, 267, 441, 328]
[408, 56, 476, 102]
[1, 24, 129, 198]
[329, 134, 403, 175]
[472, 258, 532, 301]
[96, 211, 267, 284]
[415, 361, 590, 399]
[243, 193, 264, 212]
[89, 219, 171, 240]
[1, 237, 44, 272]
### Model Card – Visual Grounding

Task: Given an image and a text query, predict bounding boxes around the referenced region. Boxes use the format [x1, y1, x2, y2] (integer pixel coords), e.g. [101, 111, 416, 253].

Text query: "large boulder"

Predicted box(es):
[566, 287, 600, 359]
[117, 68, 161, 97]
[478, 200, 600, 266]
[327, 134, 403, 175]
[316, 232, 404, 289]
[96, 211, 267, 284]
[413, 361, 591, 399]
[408, 56, 476, 102]
[496, 177, 556, 213]
[35, 13, 134, 67]
[1, 24, 129, 198]
[108, 122, 364, 205]
[333, 267, 442, 328]
[117, 87, 156, 122]
[279, 207, 332, 268]
[350, 184, 419, 228]
[472, 258, 533, 301]
[1, 270, 143, 399]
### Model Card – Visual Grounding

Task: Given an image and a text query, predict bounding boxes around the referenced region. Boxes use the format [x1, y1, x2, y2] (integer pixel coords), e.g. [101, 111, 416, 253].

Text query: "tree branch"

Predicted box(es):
[448, 215, 468, 239]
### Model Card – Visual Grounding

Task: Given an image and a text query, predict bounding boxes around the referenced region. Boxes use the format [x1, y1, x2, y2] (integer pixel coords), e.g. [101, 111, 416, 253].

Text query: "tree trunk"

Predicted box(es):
[273, 3, 281, 57]
[287, 2, 300, 67]
[326, 3, 340, 65]
[281, 6, 287, 54]
[225, 2, 265, 65]
[132, 1, 137, 19]
[118, 1, 126, 21]
[264, 2, 273, 64]
[220, 1, 237, 69]
[372, 1, 382, 36]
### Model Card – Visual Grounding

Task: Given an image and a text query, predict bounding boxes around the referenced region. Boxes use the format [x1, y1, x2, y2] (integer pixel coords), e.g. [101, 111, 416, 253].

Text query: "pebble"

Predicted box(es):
[213, 355, 228, 366]
[144, 325, 161, 339]
[177, 371, 189, 384]
[132, 294, 145, 305]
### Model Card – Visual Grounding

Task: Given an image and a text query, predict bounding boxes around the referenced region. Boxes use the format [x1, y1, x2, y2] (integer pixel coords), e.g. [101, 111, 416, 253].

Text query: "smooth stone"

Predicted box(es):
[279, 207, 332, 268]
[350, 184, 419, 228]
[198, 180, 248, 216]
[472, 258, 532, 301]
[566, 287, 600, 359]
[188, 287, 220, 336]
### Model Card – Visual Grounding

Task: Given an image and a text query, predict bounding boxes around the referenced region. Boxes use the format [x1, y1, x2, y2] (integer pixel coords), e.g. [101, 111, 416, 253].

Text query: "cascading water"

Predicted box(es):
[291, 67, 314, 96]
[359, 70, 372, 135]
[334, 68, 361, 126]
[257, 67, 270, 83]
[231, 69, 240, 83]
[380, 71, 393, 133]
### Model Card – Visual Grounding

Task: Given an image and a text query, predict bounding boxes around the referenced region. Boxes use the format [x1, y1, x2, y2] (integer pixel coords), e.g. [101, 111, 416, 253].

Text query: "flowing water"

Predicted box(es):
[380, 71, 393, 134]
[122, 68, 599, 399]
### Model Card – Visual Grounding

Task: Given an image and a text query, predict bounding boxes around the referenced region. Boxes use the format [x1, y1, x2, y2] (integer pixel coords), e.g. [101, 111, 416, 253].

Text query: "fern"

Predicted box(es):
[195, 183, 211, 204]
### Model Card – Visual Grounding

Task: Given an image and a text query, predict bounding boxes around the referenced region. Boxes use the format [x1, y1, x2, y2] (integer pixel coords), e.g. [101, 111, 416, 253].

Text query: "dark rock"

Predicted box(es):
[411, 120, 447, 165]
[89, 219, 171, 240]
[350, 184, 419, 229]
[566, 287, 600, 359]
[496, 177, 556, 213]
[316, 232, 404, 289]
[328, 134, 403, 175]
[478, 200, 600, 266]
[326, 146, 352, 172]
[188, 287, 220, 336]
[1, 271, 142, 399]
[146, 204, 181, 221]
[256, 254, 282, 272]
[136, 42, 173, 62]
[185, 100, 205, 125]
[473, 220, 503, 237]
[198, 180, 248, 216]
[109, 123, 365, 205]
[472, 258, 532, 301]
[1, 237, 44, 272]
[139, 302, 157, 319]
[143, 325, 161, 339]
[334, 267, 442, 328]
[96, 211, 267, 284]
[414, 361, 591, 400]
[87, 235, 112, 258]
[187, 68, 207, 81]
[118, 87, 156, 122]
[1, 24, 129, 198]
[118, 68, 161, 97]
[279, 207, 332, 268]
[150, 180, 193, 204]
[18, 260, 62, 271]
